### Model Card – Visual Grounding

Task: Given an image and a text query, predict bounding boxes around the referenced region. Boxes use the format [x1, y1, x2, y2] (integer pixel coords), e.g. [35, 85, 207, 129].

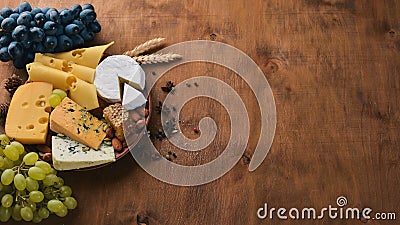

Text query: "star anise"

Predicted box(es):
[161, 81, 175, 93]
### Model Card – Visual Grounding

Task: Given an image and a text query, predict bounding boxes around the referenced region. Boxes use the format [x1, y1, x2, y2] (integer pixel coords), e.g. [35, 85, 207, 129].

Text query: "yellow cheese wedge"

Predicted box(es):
[5, 82, 53, 144]
[26, 62, 77, 91]
[46, 42, 114, 69]
[69, 78, 99, 110]
[65, 62, 96, 84]
[50, 97, 106, 149]
[34, 53, 68, 71]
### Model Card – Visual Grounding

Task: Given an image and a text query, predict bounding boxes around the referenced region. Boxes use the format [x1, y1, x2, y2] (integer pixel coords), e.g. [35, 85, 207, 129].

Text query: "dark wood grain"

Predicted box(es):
[0, 0, 399, 224]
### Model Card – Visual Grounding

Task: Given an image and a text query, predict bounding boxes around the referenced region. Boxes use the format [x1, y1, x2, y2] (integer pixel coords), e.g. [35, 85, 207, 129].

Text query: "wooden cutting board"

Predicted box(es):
[0, 0, 399, 224]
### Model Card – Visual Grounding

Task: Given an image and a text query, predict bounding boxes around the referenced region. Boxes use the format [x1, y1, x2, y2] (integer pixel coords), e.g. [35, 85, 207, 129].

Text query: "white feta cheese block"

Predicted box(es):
[94, 55, 146, 103]
[52, 136, 115, 170]
[122, 84, 147, 110]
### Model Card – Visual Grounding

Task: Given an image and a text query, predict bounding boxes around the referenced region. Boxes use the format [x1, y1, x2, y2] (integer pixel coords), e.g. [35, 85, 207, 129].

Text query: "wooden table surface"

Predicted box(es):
[0, 0, 399, 224]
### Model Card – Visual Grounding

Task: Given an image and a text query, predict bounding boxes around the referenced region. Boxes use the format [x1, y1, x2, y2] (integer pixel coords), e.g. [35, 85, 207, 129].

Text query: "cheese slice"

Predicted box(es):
[26, 62, 77, 91]
[52, 136, 115, 170]
[69, 78, 99, 110]
[5, 82, 53, 144]
[46, 41, 114, 69]
[34, 53, 96, 84]
[94, 55, 145, 103]
[66, 62, 96, 84]
[122, 84, 147, 110]
[50, 97, 106, 149]
[34, 53, 68, 71]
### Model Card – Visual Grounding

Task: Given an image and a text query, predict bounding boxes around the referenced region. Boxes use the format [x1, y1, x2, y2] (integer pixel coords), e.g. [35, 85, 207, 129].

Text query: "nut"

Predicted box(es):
[136, 107, 145, 117]
[130, 111, 141, 122]
[112, 137, 122, 152]
[105, 127, 114, 138]
[42, 153, 52, 162]
[136, 119, 145, 131]
[122, 140, 127, 148]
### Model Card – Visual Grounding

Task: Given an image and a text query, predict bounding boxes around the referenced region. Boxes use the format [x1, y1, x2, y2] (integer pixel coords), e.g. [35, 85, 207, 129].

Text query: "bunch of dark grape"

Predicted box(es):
[0, 2, 101, 69]
[0, 134, 77, 223]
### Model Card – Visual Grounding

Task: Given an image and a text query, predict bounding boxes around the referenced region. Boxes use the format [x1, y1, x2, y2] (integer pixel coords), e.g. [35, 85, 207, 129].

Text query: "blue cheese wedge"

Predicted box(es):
[52, 136, 115, 170]
[94, 55, 145, 103]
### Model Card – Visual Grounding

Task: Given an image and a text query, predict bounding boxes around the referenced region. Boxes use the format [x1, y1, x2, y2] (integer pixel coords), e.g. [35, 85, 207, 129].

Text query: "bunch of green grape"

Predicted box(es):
[0, 134, 77, 223]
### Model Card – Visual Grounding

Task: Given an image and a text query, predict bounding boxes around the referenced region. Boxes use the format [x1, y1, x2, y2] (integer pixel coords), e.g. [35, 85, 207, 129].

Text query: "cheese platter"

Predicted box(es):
[0, 1, 183, 222]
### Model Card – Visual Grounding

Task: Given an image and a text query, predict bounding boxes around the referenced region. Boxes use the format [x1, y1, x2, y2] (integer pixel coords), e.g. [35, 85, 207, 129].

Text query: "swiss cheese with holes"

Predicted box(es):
[5, 82, 53, 144]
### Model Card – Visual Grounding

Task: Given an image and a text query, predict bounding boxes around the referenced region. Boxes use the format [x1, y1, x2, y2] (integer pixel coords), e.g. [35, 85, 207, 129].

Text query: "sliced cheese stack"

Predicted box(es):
[50, 97, 106, 150]
[26, 42, 114, 110]
[94, 55, 146, 103]
[52, 136, 115, 170]
[5, 82, 53, 144]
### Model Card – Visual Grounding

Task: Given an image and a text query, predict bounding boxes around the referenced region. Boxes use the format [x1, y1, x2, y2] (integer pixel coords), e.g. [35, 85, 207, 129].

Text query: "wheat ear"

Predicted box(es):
[123, 37, 166, 57]
[133, 53, 182, 64]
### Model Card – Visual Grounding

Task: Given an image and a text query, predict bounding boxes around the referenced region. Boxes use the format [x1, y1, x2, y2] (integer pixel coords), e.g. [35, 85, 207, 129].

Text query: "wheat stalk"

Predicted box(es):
[123, 37, 166, 57]
[133, 53, 182, 64]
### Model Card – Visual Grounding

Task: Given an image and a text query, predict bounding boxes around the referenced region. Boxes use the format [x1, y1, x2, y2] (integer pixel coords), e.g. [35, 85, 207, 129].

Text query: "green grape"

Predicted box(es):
[1, 169, 14, 185]
[47, 199, 64, 212]
[28, 167, 46, 180]
[3, 145, 19, 161]
[29, 191, 44, 203]
[0, 147, 4, 156]
[43, 174, 58, 186]
[25, 200, 36, 212]
[10, 141, 24, 155]
[49, 94, 62, 108]
[0, 206, 11, 222]
[52, 89, 67, 100]
[49, 168, 57, 175]
[23, 152, 39, 166]
[63, 196, 78, 210]
[16, 190, 26, 196]
[0, 134, 10, 147]
[55, 205, 68, 217]
[44, 187, 57, 200]
[54, 177, 64, 188]
[59, 185, 72, 197]
[35, 161, 52, 174]
[20, 206, 33, 221]
[1, 194, 12, 208]
[26, 177, 39, 192]
[11, 204, 22, 221]
[38, 207, 49, 219]
[14, 174, 26, 191]
[32, 211, 42, 223]
[13, 157, 23, 167]
[0, 157, 4, 168]
[2, 158, 14, 169]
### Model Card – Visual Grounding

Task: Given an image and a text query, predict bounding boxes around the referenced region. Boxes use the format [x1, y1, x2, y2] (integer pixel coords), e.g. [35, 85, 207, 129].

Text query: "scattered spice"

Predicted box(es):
[161, 81, 175, 93]
[155, 101, 163, 114]
[194, 82, 199, 87]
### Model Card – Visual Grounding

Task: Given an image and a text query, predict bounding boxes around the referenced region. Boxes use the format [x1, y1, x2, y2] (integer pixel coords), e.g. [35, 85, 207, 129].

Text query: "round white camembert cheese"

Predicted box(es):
[94, 55, 145, 102]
